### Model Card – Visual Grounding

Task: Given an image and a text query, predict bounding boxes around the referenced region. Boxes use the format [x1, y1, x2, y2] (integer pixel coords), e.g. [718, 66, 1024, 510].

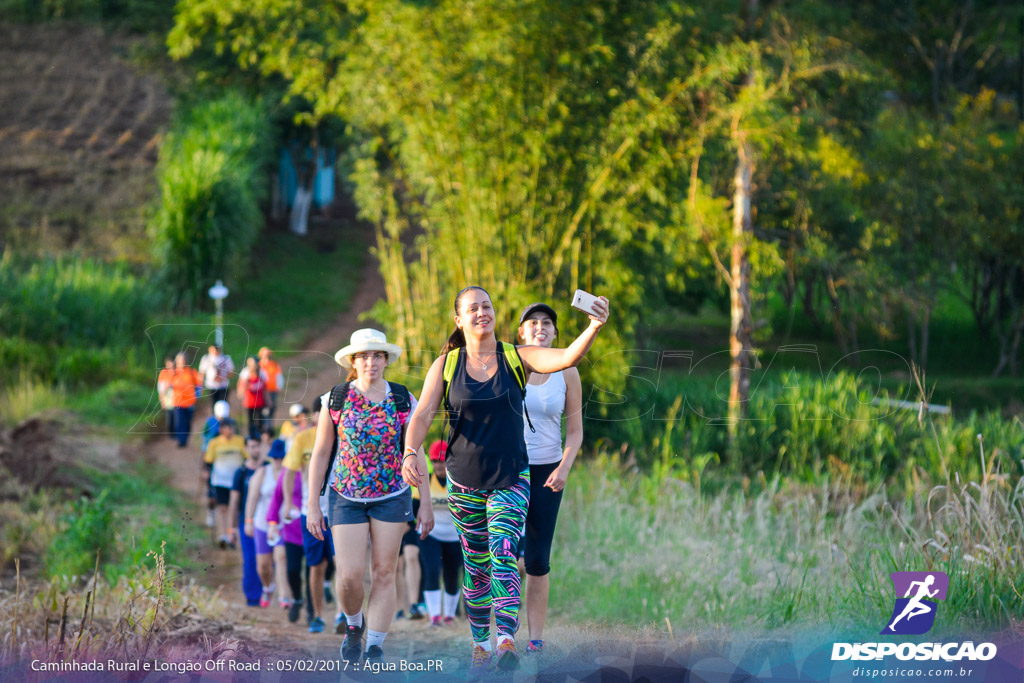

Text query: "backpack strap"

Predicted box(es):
[389, 382, 412, 452]
[500, 342, 526, 392]
[441, 349, 460, 410]
[320, 382, 350, 497]
[500, 342, 535, 434]
[440, 348, 461, 451]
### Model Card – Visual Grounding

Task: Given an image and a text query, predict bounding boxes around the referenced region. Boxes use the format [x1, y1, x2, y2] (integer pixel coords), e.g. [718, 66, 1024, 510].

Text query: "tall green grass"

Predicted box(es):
[0, 252, 161, 352]
[0, 253, 161, 391]
[588, 369, 1024, 488]
[151, 91, 271, 310]
[556, 445, 1024, 633]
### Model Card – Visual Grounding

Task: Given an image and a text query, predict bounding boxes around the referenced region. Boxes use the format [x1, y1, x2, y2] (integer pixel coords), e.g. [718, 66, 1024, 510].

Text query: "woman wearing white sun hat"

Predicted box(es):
[305, 329, 434, 666]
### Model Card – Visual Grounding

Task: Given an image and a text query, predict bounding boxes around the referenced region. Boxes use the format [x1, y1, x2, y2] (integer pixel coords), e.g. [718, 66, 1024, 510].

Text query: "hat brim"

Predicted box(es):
[334, 341, 403, 368]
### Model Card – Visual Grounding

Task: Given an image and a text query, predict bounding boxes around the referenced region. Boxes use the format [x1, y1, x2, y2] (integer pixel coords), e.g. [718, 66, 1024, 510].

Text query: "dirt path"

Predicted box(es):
[140, 223, 471, 670]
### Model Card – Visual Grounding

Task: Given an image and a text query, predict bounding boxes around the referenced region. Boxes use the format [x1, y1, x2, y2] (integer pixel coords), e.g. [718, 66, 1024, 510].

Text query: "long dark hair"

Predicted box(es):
[443, 285, 490, 354]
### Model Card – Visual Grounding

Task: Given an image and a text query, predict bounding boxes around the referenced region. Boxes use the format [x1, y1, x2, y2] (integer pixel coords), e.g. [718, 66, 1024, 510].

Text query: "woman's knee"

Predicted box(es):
[371, 551, 398, 579]
[338, 569, 364, 593]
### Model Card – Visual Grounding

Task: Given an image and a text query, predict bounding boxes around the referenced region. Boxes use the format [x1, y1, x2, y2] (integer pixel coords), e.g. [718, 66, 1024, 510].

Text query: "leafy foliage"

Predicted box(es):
[150, 92, 271, 310]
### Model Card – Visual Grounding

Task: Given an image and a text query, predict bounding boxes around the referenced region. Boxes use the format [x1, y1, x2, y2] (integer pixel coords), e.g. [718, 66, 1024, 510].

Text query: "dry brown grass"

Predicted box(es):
[0, 544, 239, 665]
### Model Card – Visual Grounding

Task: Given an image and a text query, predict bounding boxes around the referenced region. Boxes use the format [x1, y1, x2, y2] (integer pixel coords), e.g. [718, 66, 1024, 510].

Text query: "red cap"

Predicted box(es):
[428, 440, 447, 462]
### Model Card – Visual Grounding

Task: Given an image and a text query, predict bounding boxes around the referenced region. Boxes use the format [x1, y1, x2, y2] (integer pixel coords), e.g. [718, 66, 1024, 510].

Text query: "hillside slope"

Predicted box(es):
[0, 22, 171, 261]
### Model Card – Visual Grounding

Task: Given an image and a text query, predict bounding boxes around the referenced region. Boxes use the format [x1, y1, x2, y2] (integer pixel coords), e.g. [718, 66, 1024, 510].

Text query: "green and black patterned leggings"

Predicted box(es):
[447, 469, 530, 643]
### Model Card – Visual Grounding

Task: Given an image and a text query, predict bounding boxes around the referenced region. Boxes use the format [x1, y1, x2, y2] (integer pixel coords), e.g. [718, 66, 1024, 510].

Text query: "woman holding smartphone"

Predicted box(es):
[516, 302, 583, 655]
[402, 286, 608, 673]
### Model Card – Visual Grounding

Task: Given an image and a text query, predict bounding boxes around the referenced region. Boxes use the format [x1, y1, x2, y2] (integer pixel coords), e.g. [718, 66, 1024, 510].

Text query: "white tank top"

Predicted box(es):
[252, 463, 279, 532]
[523, 371, 566, 465]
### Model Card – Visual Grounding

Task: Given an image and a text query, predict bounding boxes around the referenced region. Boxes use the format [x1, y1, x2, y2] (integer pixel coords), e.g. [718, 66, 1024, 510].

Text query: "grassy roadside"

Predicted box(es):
[1, 222, 367, 663]
[554, 449, 1024, 635]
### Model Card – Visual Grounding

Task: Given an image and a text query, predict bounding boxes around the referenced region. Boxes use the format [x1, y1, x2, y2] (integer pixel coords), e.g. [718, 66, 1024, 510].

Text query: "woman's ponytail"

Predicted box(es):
[443, 328, 466, 354]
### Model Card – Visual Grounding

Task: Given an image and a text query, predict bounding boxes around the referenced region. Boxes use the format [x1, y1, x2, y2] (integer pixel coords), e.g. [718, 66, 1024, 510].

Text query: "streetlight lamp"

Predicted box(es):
[208, 280, 229, 347]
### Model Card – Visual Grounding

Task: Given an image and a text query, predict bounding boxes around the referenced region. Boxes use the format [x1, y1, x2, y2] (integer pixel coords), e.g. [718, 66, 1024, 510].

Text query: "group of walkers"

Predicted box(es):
[156, 285, 609, 674]
[157, 345, 284, 448]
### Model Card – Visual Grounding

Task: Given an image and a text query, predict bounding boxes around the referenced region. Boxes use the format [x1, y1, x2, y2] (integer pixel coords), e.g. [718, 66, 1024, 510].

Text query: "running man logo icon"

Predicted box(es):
[881, 572, 949, 635]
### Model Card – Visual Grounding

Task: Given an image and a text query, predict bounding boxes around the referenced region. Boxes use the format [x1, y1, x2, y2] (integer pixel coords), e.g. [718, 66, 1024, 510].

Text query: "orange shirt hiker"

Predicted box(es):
[260, 357, 283, 392]
[171, 366, 202, 408]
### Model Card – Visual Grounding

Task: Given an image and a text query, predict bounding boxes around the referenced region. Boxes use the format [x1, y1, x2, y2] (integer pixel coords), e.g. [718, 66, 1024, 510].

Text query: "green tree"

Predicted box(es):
[150, 92, 271, 309]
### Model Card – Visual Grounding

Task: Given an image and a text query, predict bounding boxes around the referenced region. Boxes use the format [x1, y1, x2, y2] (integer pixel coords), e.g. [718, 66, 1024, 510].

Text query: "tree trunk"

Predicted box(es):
[919, 303, 931, 373]
[992, 275, 1024, 377]
[906, 309, 918, 367]
[824, 271, 850, 358]
[726, 0, 759, 456]
[728, 134, 755, 451]
[802, 273, 822, 332]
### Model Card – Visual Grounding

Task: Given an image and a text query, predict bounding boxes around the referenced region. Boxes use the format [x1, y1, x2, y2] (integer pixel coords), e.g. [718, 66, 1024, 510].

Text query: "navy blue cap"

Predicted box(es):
[518, 302, 557, 326]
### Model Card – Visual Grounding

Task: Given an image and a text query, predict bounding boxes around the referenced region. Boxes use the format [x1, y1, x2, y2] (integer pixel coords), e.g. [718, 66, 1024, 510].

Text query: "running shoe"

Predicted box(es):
[288, 600, 303, 624]
[430, 616, 442, 627]
[363, 645, 384, 667]
[341, 623, 364, 664]
[527, 639, 544, 654]
[259, 595, 270, 608]
[495, 640, 520, 672]
[468, 645, 491, 677]
[394, 609, 404, 620]
[408, 603, 425, 620]
[308, 616, 325, 634]
[443, 616, 455, 627]
[280, 598, 292, 610]
[333, 613, 346, 634]
[217, 536, 228, 549]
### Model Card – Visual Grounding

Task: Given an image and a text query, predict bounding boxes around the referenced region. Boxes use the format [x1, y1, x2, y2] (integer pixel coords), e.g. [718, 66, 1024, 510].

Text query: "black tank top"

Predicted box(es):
[444, 346, 528, 489]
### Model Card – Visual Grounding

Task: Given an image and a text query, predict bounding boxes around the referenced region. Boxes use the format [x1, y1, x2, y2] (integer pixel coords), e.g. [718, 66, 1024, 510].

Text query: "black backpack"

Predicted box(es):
[319, 382, 413, 496]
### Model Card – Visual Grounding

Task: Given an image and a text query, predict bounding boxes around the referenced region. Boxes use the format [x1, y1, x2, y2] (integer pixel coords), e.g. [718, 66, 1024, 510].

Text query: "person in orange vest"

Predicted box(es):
[156, 356, 176, 440]
[259, 347, 285, 424]
[170, 352, 203, 448]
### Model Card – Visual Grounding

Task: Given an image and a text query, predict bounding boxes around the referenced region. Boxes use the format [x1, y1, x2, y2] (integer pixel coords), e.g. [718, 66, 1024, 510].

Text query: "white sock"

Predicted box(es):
[345, 611, 363, 628]
[497, 634, 513, 647]
[366, 630, 387, 651]
[443, 590, 460, 618]
[423, 590, 442, 618]
[474, 639, 492, 652]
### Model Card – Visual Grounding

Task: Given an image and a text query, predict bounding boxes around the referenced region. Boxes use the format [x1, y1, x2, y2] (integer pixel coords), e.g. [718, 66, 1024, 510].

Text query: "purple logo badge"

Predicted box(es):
[881, 572, 949, 635]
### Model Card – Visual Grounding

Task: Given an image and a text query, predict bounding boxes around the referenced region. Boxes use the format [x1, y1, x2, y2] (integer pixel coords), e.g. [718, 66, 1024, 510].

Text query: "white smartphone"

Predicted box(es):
[571, 289, 601, 316]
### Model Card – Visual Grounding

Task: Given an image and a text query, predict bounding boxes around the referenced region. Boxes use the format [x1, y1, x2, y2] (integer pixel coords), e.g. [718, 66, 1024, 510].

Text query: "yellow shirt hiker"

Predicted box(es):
[205, 434, 246, 489]
[283, 427, 318, 516]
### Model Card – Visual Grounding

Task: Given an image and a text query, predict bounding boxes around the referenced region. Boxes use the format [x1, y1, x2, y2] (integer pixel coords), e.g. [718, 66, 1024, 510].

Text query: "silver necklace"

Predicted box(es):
[468, 350, 495, 371]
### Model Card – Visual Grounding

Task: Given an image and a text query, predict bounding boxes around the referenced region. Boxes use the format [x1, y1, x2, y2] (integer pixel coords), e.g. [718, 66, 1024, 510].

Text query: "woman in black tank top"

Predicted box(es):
[400, 286, 609, 673]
